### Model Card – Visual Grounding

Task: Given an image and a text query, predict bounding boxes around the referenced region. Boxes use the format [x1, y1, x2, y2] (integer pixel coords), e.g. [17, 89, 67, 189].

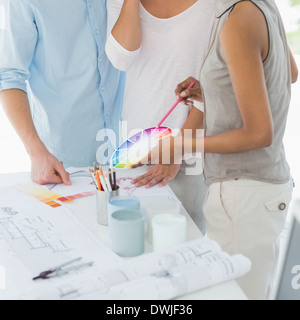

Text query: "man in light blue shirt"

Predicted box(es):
[0, 0, 124, 185]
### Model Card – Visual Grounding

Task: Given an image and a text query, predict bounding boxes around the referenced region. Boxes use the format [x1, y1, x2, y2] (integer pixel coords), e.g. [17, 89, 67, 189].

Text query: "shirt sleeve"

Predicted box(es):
[105, 0, 141, 71]
[193, 101, 204, 112]
[0, 0, 38, 93]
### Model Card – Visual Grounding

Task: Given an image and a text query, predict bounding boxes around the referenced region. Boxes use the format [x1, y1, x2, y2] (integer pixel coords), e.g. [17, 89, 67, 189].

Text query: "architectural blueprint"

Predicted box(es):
[0, 186, 251, 300]
[0, 187, 120, 300]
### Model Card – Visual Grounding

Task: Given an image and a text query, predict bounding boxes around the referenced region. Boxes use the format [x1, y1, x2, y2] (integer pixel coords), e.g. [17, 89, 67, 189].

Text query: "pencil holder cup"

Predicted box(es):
[109, 209, 145, 257]
[96, 187, 119, 226]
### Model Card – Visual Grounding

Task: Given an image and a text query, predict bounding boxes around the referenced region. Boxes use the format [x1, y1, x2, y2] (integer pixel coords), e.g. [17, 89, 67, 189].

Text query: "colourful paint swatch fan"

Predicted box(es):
[111, 127, 172, 169]
[111, 82, 195, 169]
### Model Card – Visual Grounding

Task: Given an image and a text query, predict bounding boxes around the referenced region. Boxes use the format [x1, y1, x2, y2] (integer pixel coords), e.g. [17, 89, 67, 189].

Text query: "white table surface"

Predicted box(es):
[0, 170, 248, 300]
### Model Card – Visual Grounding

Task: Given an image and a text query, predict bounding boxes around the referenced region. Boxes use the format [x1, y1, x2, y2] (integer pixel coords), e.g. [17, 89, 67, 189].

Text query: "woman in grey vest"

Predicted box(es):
[171, 0, 298, 299]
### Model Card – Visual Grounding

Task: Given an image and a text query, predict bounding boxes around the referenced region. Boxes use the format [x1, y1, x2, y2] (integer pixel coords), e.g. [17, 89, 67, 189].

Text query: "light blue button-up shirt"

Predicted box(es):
[0, 0, 125, 167]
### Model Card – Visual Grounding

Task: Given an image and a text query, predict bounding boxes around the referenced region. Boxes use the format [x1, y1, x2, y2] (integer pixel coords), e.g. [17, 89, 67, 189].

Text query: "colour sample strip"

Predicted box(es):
[15, 185, 97, 208]
[57, 191, 96, 202]
[15, 184, 64, 208]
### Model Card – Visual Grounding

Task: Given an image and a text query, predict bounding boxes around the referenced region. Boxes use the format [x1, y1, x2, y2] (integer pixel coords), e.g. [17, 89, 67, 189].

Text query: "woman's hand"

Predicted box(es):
[131, 136, 184, 168]
[131, 164, 181, 188]
[175, 77, 203, 105]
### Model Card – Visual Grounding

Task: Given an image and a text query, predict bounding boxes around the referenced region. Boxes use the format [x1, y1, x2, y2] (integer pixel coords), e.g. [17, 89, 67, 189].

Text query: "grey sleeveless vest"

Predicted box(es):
[201, 0, 292, 185]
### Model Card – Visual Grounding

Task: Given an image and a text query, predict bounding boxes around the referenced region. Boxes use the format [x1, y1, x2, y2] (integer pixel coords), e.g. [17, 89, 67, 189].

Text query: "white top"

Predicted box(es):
[106, 0, 216, 138]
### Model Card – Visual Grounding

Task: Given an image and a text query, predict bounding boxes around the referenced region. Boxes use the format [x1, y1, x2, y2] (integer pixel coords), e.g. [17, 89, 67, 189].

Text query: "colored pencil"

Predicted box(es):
[105, 173, 112, 192]
[95, 171, 102, 191]
[113, 168, 117, 190]
[97, 165, 109, 192]
[100, 175, 108, 192]
[89, 167, 99, 189]
[156, 81, 195, 128]
[108, 168, 113, 190]
[93, 161, 97, 172]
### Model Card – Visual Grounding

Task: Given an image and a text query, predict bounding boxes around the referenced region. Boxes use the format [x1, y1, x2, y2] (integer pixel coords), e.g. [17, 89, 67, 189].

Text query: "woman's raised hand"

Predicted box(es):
[175, 77, 203, 105]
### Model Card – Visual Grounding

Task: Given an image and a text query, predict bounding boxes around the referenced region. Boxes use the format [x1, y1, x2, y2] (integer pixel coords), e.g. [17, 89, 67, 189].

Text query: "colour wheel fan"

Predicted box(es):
[111, 127, 173, 169]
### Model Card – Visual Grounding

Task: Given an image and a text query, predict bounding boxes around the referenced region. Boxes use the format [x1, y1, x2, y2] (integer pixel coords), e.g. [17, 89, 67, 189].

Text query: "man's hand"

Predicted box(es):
[131, 164, 180, 189]
[31, 151, 71, 186]
[0, 89, 71, 186]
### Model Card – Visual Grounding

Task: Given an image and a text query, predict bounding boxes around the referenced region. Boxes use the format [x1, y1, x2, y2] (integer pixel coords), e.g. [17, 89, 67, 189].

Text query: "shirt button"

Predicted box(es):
[278, 203, 286, 211]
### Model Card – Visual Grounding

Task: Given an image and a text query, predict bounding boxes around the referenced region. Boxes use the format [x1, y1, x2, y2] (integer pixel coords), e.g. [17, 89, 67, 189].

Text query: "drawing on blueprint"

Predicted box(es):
[0, 215, 70, 254]
[0, 207, 18, 216]
[116, 177, 137, 196]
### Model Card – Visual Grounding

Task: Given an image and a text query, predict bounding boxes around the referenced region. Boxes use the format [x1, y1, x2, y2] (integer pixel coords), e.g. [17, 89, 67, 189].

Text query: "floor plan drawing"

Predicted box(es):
[0, 215, 70, 253]
[0, 187, 120, 300]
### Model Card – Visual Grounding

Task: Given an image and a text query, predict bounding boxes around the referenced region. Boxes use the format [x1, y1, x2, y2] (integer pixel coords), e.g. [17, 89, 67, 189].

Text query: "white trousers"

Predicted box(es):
[203, 178, 293, 300]
[169, 159, 207, 234]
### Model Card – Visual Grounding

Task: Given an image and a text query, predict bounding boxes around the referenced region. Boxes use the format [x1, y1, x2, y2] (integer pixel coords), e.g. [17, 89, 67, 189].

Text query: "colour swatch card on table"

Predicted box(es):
[111, 127, 173, 169]
[15, 169, 97, 209]
[45, 168, 96, 202]
[15, 184, 63, 208]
